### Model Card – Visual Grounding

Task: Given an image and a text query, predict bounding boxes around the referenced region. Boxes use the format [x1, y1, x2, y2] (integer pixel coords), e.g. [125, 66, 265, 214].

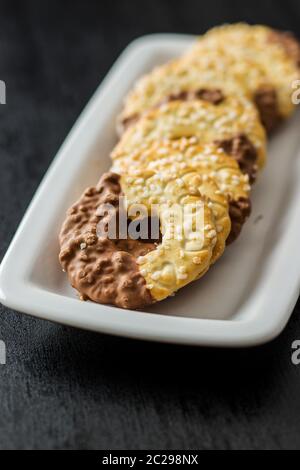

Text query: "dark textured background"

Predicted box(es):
[1, 0, 300, 450]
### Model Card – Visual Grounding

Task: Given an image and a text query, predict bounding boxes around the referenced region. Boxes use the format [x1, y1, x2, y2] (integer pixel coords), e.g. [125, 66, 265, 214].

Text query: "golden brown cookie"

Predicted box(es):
[112, 139, 251, 244]
[117, 58, 238, 135]
[114, 97, 266, 182]
[185, 24, 300, 133]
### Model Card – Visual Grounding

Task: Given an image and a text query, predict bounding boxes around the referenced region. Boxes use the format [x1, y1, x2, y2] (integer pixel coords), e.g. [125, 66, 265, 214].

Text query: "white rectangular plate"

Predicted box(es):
[1, 34, 300, 347]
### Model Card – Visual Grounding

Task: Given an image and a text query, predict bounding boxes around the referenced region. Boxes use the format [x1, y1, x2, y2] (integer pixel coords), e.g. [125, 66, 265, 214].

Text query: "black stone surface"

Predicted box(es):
[0, 0, 300, 450]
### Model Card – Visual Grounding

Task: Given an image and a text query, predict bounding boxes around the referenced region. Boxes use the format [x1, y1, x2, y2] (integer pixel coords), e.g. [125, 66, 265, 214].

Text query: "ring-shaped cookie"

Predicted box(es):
[118, 58, 239, 134]
[59, 170, 217, 309]
[184, 24, 300, 133]
[114, 97, 266, 181]
[112, 139, 251, 244]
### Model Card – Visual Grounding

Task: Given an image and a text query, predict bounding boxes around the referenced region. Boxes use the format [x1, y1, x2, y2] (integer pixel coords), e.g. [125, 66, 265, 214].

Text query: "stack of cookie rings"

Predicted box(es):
[59, 23, 300, 310]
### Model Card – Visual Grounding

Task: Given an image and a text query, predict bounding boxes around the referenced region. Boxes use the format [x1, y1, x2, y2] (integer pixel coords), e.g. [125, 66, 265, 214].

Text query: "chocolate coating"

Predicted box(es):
[215, 134, 258, 184]
[254, 86, 283, 135]
[163, 88, 225, 105]
[59, 172, 155, 310]
[252, 31, 300, 134]
[227, 198, 252, 245]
